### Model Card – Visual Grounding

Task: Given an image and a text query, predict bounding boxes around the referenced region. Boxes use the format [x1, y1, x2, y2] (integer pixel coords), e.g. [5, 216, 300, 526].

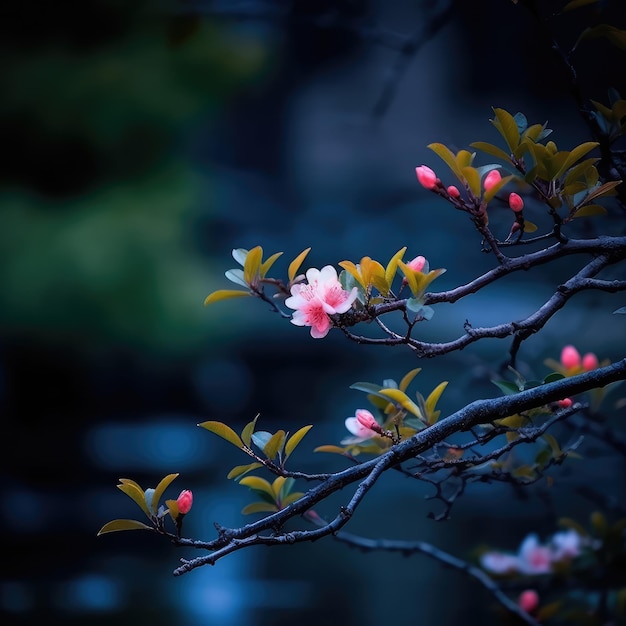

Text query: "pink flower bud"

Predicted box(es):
[508, 193, 524, 212]
[582, 352, 598, 371]
[447, 185, 460, 198]
[355, 409, 382, 433]
[560, 345, 581, 369]
[407, 255, 426, 272]
[176, 490, 193, 515]
[483, 169, 501, 192]
[557, 398, 573, 408]
[415, 165, 437, 190]
[518, 589, 539, 614]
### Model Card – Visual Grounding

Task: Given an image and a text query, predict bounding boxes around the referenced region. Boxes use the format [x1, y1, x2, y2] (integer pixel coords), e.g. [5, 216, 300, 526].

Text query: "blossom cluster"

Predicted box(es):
[415, 164, 524, 212]
[343, 409, 382, 444]
[480, 529, 587, 575]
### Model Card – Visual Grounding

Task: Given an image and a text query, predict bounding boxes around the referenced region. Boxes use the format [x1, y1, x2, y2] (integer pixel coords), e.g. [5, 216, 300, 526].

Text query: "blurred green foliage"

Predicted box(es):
[1, 6, 275, 353]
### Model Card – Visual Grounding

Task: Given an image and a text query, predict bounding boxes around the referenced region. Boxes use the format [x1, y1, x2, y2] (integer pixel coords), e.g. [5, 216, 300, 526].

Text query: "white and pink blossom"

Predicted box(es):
[342, 409, 382, 444]
[480, 551, 521, 574]
[517, 534, 554, 574]
[285, 266, 358, 339]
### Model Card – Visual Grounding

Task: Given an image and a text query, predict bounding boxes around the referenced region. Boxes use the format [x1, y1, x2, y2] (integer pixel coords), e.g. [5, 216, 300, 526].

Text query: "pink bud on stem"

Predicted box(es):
[508, 193, 524, 212]
[176, 490, 193, 515]
[483, 169, 501, 192]
[355, 409, 383, 434]
[518, 589, 539, 614]
[415, 165, 438, 190]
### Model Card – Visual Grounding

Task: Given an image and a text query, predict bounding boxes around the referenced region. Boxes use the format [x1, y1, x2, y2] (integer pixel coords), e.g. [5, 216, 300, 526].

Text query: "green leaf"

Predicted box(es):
[263, 430, 286, 461]
[288, 247, 311, 282]
[470, 141, 512, 163]
[241, 502, 279, 515]
[563, 0, 599, 10]
[227, 462, 263, 480]
[97, 519, 153, 535]
[284, 425, 313, 461]
[241, 414, 260, 447]
[575, 24, 626, 51]
[543, 433, 561, 456]
[491, 380, 521, 395]
[197, 420, 244, 448]
[117, 480, 152, 518]
[492, 108, 520, 152]
[243, 245, 263, 285]
[543, 372, 565, 384]
[204, 289, 250, 306]
[523, 220, 538, 233]
[151, 473, 179, 515]
[573, 204, 608, 218]
[581, 180, 622, 203]
[425, 381, 448, 424]
[555, 141, 599, 179]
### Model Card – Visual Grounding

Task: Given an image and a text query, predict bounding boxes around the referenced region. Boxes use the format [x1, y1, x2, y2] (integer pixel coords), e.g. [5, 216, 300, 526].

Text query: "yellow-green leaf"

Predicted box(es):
[259, 251, 283, 278]
[576, 24, 626, 51]
[288, 247, 311, 282]
[399, 368, 422, 392]
[563, 0, 599, 10]
[543, 433, 561, 456]
[455, 149, 475, 169]
[151, 473, 179, 515]
[281, 492, 305, 507]
[378, 388, 422, 418]
[523, 220, 538, 233]
[198, 421, 244, 448]
[470, 141, 512, 163]
[427, 142, 462, 179]
[204, 289, 250, 306]
[338, 260, 366, 289]
[97, 519, 153, 535]
[243, 245, 263, 285]
[284, 425, 313, 461]
[461, 166, 481, 197]
[271, 476, 287, 499]
[263, 430, 286, 461]
[314, 445, 349, 454]
[117, 480, 151, 518]
[240, 475, 274, 498]
[385, 247, 407, 291]
[241, 414, 260, 447]
[492, 108, 520, 152]
[241, 502, 279, 515]
[581, 180, 621, 203]
[425, 381, 449, 425]
[165, 499, 179, 519]
[227, 462, 263, 480]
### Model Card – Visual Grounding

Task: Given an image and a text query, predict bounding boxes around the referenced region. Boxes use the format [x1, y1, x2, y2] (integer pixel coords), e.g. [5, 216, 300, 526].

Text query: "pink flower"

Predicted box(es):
[582, 352, 599, 371]
[415, 165, 438, 190]
[343, 416, 377, 444]
[355, 409, 382, 434]
[483, 169, 502, 192]
[447, 185, 460, 198]
[518, 590, 539, 614]
[517, 534, 554, 574]
[480, 551, 520, 574]
[551, 529, 583, 561]
[176, 490, 193, 515]
[285, 266, 358, 339]
[407, 255, 426, 272]
[508, 193, 524, 212]
[561, 345, 581, 370]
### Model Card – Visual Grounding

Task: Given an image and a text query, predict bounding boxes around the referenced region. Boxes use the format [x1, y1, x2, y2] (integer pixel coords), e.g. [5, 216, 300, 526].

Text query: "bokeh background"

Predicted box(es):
[2, 1, 625, 625]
